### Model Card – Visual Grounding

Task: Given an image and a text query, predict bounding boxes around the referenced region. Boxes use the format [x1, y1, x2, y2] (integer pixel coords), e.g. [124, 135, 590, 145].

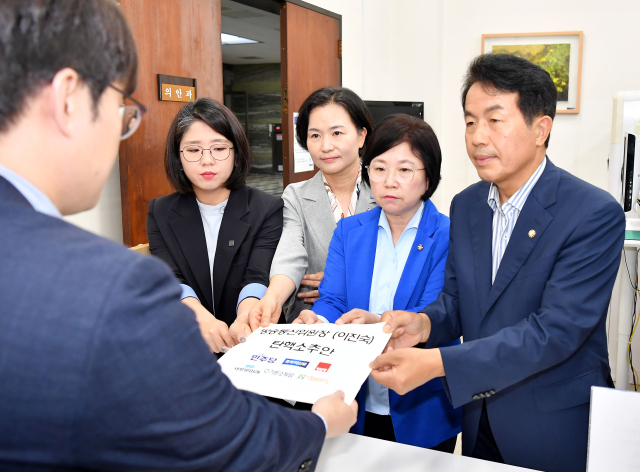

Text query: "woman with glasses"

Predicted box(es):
[230, 87, 377, 340]
[146, 98, 283, 354]
[291, 114, 462, 451]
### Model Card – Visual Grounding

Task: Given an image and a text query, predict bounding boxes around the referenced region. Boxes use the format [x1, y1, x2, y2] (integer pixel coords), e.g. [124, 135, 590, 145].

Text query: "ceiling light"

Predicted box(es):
[221, 33, 260, 45]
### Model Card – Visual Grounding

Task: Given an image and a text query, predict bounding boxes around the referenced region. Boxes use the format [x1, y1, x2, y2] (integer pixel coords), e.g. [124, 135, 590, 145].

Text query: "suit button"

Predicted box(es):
[489, 389, 495, 395]
[478, 392, 486, 398]
[299, 459, 313, 471]
[472, 394, 480, 400]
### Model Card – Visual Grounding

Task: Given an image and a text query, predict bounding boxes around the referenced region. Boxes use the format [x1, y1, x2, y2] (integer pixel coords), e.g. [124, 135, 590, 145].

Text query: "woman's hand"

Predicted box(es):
[297, 271, 324, 304]
[182, 297, 235, 353]
[292, 310, 324, 324]
[204, 317, 235, 353]
[335, 309, 380, 325]
[229, 314, 252, 344]
[248, 293, 283, 330]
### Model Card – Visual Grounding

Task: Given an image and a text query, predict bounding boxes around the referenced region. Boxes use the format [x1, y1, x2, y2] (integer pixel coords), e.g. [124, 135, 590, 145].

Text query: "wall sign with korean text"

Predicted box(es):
[157, 74, 197, 102]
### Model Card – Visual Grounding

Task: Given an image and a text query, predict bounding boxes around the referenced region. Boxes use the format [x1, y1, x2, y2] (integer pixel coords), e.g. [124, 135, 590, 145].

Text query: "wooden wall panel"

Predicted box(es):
[281, 2, 341, 186]
[118, 0, 223, 246]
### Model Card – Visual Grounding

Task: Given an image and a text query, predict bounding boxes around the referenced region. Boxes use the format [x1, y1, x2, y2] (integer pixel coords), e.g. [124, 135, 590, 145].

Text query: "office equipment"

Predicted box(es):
[608, 92, 640, 227]
[269, 123, 283, 172]
[364, 101, 424, 125]
[622, 133, 636, 212]
[608, 92, 640, 391]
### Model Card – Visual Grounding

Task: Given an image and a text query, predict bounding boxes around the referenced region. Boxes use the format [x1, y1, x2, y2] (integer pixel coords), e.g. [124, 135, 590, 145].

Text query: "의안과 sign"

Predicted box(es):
[157, 74, 196, 102]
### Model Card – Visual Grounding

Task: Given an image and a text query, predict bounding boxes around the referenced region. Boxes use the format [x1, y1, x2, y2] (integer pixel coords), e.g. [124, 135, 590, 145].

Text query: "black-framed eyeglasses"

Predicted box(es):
[365, 164, 426, 184]
[108, 84, 147, 140]
[180, 143, 234, 162]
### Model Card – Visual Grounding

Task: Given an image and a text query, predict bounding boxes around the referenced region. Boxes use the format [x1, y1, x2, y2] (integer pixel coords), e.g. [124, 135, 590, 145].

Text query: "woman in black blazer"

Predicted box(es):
[147, 98, 283, 353]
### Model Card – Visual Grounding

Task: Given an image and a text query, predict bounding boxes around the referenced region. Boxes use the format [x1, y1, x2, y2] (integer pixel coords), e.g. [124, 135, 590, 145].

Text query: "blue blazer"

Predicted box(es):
[424, 160, 625, 472]
[312, 200, 462, 449]
[0, 177, 324, 471]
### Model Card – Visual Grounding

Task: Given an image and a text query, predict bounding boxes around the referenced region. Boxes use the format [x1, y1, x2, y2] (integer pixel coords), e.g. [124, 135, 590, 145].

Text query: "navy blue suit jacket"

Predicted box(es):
[424, 160, 625, 472]
[312, 202, 461, 448]
[0, 177, 324, 471]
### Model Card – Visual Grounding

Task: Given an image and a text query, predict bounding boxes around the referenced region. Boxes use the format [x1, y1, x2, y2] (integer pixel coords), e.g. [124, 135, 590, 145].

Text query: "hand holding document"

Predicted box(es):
[218, 322, 392, 404]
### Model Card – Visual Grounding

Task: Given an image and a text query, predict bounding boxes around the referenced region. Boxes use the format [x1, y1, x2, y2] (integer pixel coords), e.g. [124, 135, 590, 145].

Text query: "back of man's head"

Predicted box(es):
[0, 0, 138, 134]
[461, 54, 557, 147]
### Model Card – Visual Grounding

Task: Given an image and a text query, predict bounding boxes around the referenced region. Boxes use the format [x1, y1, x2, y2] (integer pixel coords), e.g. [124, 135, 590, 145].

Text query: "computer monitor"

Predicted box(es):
[364, 101, 424, 125]
[623, 133, 637, 212]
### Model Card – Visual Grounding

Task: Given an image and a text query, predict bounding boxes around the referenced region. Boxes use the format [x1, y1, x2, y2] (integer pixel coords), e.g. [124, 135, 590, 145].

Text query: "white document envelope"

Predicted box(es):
[218, 323, 392, 404]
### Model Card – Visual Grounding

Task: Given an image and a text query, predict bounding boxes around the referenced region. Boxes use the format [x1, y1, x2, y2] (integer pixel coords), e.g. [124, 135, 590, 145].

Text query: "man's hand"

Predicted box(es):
[297, 271, 324, 304]
[335, 309, 380, 325]
[248, 293, 282, 330]
[311, 390, 358, 438]
[292, 310, 323, 324]
[380, 310, 432, 351]
[229, 315, 252, 344]
[369, 348, 444, 395]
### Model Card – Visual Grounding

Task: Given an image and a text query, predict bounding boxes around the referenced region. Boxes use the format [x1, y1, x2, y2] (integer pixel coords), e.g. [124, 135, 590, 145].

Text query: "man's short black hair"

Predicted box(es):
[0, 0, 138, 133]
[361, 114, 441, 202]
[295, 87, 374, 157]
[461, 54, 557, 147]
[165, 98, 252, 195]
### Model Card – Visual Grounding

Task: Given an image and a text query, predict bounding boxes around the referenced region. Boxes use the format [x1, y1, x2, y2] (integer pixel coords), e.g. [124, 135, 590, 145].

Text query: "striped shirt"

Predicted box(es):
[0, 164, 61, 218]
[488, 158, 546, 283]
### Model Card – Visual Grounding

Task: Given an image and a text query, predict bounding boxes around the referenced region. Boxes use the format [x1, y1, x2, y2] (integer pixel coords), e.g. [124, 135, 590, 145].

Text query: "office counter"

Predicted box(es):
[316, 434, 537, 472]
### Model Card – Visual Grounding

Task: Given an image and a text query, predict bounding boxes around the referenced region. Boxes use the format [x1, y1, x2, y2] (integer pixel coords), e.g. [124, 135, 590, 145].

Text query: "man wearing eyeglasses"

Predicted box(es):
[0, 1, 356, 470]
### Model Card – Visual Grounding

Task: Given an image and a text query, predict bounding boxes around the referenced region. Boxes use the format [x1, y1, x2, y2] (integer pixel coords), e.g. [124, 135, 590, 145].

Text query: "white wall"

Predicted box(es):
[434, 0, 640, 386]
[436, 0, 640, 217]
[63, 156, 123, 243]
[71, 1, 640, 237]
[69, 0, 640, 384]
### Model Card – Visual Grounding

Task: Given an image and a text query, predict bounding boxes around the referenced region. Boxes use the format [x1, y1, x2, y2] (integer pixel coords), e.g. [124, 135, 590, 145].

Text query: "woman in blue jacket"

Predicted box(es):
[293, 114, 461, 452]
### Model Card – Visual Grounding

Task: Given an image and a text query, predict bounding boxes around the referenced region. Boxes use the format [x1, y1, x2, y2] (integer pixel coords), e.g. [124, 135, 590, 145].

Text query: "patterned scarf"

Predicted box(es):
[322, 168, 362, 223]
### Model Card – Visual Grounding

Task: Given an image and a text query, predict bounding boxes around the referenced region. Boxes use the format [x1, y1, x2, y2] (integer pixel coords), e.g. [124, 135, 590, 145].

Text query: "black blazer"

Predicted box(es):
[147, 185, 284, 326]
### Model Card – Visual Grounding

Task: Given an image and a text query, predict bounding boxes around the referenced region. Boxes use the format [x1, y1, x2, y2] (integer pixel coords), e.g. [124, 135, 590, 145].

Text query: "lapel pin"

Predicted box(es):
[417, 244, 424, 251]
[229, 240, 235, 246]
[528, 230, 536, 238]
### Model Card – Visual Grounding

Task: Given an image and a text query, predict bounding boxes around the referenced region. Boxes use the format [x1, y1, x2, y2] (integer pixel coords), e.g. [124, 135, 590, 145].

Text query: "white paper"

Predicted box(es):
[218, 323, 392, 404]
[587, 386, 640, 471]
[293, 112, 314, 173]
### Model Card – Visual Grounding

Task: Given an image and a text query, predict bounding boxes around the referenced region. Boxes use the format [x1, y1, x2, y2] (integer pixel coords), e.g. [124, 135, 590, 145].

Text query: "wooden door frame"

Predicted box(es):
[279, 0, 341, 187]
[232, 0, 341, 21]
[232, 0, 342, 188]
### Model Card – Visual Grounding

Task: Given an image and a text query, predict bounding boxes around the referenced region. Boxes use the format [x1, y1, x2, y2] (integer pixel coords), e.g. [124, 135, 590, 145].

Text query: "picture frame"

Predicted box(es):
[482, 31, 583, 114]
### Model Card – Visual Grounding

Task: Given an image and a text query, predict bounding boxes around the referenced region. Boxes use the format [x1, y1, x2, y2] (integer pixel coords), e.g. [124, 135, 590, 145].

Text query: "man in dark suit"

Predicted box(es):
[0, 1, 356, 470]
[369, 54, 625, 472]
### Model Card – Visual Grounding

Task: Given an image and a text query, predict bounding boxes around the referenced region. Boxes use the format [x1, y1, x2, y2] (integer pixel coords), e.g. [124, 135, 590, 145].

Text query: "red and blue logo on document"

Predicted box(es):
[315, 362, 331, 372]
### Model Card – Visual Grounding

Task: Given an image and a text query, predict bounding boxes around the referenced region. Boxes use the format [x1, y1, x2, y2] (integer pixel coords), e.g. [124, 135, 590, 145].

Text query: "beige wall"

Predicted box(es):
[66, 0, 640, 385]
[67, 0, 640, 236]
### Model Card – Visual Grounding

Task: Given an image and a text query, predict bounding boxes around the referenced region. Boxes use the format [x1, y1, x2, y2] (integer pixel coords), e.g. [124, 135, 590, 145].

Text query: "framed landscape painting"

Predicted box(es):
[482, 32, 583, 114]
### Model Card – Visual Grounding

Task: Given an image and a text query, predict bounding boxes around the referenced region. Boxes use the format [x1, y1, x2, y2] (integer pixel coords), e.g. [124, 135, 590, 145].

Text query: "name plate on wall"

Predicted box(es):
[157, 74, 197, 102]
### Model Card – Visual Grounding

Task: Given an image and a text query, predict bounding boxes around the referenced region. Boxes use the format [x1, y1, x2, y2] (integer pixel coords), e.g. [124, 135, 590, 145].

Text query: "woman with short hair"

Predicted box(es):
[293, 114, 462, 451]
[147, 98, 283, 353]
[230, 87, 377, 339]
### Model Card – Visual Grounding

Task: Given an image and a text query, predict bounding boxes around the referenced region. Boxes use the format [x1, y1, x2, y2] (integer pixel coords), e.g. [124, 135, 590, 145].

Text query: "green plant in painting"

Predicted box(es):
[492, 44, 570, 101]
